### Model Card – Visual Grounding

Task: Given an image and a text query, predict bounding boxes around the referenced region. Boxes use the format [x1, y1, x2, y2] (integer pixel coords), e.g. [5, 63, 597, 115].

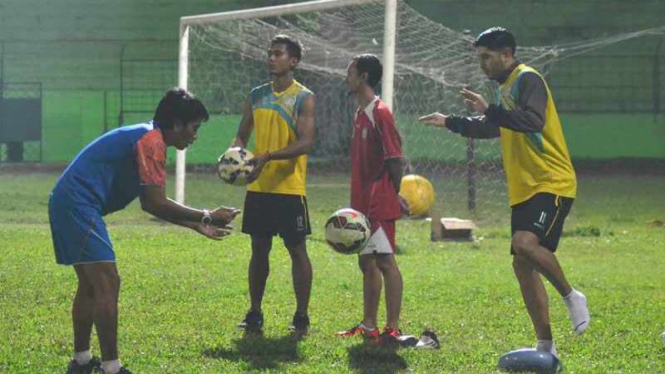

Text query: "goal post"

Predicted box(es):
[176, 0, 395, 204]
[174, 0, 531, 222]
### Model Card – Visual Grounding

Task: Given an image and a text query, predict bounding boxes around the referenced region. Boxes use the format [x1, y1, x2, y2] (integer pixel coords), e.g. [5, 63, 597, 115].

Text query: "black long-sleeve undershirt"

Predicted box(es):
[446, 72, 549, 139]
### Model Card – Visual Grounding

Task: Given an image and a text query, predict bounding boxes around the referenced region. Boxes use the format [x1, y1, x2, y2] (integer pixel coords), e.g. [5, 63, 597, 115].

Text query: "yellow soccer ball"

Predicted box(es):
[399, 174, 436, 217]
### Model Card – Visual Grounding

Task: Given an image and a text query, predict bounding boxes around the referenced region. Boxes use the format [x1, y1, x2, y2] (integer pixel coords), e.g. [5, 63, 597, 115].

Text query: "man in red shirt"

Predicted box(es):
[336, 54, 409, 345]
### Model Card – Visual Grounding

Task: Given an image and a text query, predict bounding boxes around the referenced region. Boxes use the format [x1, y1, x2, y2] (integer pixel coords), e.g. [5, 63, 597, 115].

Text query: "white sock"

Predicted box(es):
[360, 323, 376, 332]
[74, 350, 93, 365]
[101, 359, 121, 374]
[563, 289, 590, 334]
[536, 340, 558, 358]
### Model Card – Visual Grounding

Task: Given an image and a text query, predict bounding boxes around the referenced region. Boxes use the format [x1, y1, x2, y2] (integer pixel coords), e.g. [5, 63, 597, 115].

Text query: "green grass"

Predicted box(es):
[0, 171, 664, 374]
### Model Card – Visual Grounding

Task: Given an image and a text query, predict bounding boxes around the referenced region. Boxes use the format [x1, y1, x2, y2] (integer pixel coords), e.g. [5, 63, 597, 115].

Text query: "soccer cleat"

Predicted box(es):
[376, 327, 403, 348]
[66, 357, 101, 374]
[336, 323, 379, 339]
[238, 309, 264, 331]
[563, 290, 590, 335]
[415, 329, 440, 349]
[288, 312, 310, 334]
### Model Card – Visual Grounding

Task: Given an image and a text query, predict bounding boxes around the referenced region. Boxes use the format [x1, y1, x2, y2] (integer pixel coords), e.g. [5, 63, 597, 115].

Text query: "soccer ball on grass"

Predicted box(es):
[399, 174, 435, 217]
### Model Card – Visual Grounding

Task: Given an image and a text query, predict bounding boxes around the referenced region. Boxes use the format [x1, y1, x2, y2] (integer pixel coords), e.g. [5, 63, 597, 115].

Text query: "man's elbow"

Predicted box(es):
[140, 199, 155, 215]
[301, 139, 315, 154]
[140, 197, 163, 216]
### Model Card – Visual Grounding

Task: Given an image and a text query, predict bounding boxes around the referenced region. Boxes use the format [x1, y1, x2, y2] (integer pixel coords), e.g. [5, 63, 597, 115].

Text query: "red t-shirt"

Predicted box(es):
[136, 129, 167, 187]
[350, 97, 403, 221]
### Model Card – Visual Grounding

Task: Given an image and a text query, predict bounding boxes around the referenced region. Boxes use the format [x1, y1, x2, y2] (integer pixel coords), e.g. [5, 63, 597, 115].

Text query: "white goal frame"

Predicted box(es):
[175, 0, 396, 203]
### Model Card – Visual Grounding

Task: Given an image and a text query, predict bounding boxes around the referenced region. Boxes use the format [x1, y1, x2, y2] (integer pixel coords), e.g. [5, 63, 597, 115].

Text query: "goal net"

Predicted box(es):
[178, 0, 648, 223]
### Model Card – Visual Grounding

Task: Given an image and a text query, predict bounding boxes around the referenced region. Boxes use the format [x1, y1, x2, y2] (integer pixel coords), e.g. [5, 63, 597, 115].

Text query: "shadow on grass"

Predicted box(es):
[203, 332, 303, 370]
[347, 343, 408, 374]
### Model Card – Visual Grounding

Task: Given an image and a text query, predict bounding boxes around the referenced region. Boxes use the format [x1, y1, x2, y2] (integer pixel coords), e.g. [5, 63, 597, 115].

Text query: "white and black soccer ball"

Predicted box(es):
[217, 147, 255, 186]
[324, 208, 371, 255]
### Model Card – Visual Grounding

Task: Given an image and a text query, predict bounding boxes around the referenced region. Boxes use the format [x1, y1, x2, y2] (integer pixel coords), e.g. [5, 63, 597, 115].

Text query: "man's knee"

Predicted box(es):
[512, 254, 533, 272]
[251, 236, 272, 257]
[286, 240, 308, 260]
[358, 256, 377, 274]
[91, 273, 121, 308]
[511, 231, 540, 257]
[76, 277, 95, 299]
[375, 255, 399, 274]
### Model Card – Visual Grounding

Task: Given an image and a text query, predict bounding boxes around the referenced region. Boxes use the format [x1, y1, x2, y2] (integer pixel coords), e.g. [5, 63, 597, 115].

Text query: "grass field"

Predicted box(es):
[0, 170, 664, 374]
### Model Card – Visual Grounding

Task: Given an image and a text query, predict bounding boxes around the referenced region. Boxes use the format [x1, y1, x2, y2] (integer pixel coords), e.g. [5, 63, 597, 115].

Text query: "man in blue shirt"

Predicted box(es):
[49, 88, 240, 374]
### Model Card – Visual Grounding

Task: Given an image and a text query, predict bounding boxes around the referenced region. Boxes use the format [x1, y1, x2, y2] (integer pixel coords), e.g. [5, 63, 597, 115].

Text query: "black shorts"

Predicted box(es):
[511, 192, 574, 253]
[242, 191, 311, 247]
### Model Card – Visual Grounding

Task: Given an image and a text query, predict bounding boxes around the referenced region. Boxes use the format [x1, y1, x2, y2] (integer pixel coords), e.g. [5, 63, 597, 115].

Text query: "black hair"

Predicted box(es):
[473, 27, 517, 56]
[153, 88, 209, 129]
[271, 34, 304, 62]
[352, 54, 383, 89]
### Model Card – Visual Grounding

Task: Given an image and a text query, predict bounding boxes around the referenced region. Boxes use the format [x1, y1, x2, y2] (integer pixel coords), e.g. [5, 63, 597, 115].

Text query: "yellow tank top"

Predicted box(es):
[246, 80, 313, 196]
[498, 64, 577, 206]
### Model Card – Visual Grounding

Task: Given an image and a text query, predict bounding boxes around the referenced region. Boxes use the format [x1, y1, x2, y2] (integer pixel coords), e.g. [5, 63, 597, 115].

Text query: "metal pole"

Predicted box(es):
[175, 24, 190, 204]
[463, 29, 477, 213]
[381, 0, 397, 111]
[654, 38, 663, 121]
[118, 43, 126, 127]
[103, 90, 108, 134]
[39, 82, 43, 162]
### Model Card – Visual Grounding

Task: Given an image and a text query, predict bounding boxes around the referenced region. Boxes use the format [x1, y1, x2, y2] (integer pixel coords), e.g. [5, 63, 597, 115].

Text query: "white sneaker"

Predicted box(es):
[661, 331, 665, 344]
[563, 289, 590, 335]
[415, 329, 440, 349]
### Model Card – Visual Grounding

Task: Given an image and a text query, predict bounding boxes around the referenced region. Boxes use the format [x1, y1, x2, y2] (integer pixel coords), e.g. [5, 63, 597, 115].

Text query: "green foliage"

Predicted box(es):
[0, 172, 664, 373]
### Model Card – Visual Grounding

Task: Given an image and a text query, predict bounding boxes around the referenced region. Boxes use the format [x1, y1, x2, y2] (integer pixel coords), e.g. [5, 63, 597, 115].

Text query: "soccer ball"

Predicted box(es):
[324, 208, 372, 255]
[399, 174, 436, 217]
[217, 147, 255, 186]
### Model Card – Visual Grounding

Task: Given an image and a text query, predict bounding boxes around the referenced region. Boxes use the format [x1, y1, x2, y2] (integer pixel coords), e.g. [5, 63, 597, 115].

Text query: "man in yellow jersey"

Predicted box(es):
[419, 28, 589, 358]
[232, 35, 316, 335]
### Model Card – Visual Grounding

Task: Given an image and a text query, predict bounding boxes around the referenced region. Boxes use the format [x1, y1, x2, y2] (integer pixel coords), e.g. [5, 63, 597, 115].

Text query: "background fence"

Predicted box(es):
[0, 0, 663, 164]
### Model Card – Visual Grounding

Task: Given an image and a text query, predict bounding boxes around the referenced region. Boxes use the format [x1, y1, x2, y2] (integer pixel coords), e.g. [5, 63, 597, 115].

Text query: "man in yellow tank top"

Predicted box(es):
[419, 28, 589, 359]
[232, 35, 316, 335]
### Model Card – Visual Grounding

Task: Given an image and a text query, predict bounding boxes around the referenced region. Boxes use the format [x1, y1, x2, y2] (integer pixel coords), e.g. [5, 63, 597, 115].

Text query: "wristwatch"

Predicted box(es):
[201, 209, 213, 225]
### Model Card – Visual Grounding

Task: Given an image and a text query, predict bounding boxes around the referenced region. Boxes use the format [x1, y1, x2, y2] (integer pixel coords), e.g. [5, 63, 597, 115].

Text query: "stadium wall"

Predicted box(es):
[0, 0, 663, 163]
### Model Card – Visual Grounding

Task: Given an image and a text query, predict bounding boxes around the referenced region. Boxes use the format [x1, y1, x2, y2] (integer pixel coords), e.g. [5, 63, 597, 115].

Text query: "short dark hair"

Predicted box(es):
[271, 34, 303, 62]
[153, 88, 209, 129]
[352, 54, 383, 89]
[473, 27, 516, 55]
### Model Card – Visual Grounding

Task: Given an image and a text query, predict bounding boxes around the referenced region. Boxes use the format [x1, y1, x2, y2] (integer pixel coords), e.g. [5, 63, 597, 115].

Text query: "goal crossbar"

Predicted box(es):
[180, 0, 380, 27]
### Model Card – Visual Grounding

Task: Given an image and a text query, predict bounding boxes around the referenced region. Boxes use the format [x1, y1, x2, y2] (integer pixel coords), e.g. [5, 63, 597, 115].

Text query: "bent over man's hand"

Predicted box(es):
[211, 206, 241, 227]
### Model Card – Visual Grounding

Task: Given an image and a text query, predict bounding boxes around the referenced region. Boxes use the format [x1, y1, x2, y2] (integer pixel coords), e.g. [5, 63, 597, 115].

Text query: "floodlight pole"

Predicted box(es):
[175, 23, 189, 204]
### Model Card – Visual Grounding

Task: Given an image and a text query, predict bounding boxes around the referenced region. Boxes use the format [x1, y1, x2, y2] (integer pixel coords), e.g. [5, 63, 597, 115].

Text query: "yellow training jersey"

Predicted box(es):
[498, 64, 577, 206]
[247, 80, 313, 196]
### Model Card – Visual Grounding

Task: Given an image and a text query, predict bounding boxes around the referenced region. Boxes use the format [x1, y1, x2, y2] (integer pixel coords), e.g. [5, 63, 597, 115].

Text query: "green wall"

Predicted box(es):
[562, 114, 665, 159]
[0, 0, 663, 163]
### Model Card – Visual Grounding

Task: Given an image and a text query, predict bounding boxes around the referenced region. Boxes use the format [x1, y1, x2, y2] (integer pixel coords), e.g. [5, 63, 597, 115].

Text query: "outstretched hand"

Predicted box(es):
[460, 88, 489, 114]
[418, 112, 448, 128]
[211, 206, 241, 227]
[194, 222, 232, 240]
